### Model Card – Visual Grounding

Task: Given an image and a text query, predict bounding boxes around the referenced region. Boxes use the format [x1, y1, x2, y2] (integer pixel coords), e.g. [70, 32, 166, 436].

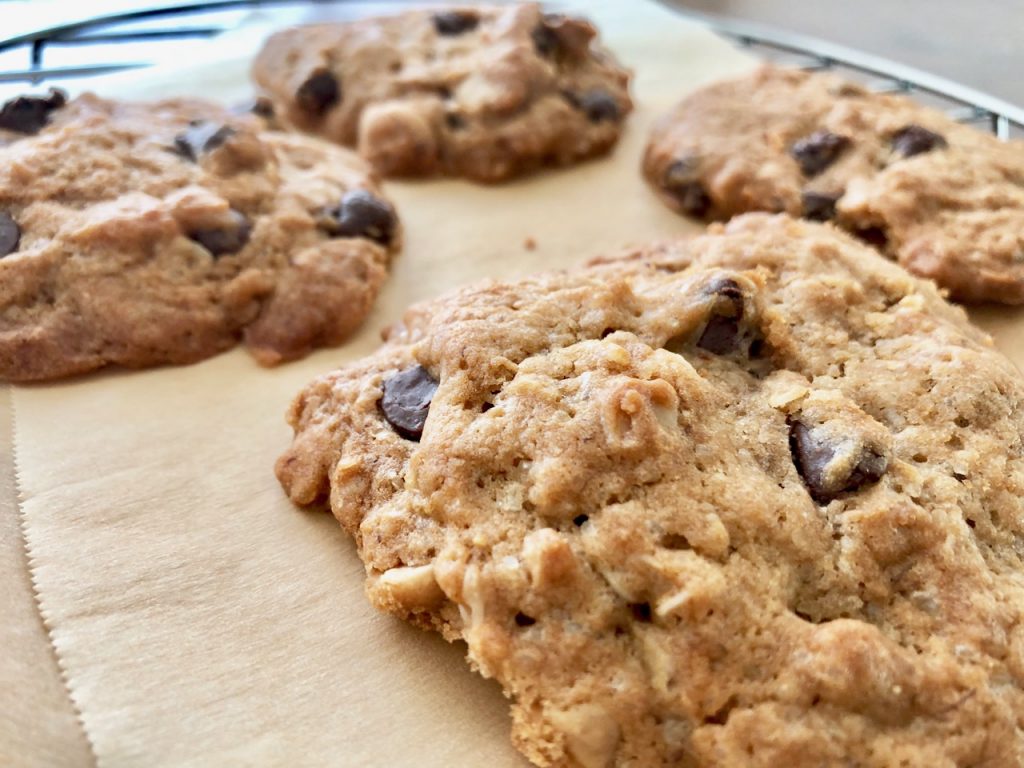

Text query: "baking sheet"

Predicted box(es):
[6, 2, 1023, 766]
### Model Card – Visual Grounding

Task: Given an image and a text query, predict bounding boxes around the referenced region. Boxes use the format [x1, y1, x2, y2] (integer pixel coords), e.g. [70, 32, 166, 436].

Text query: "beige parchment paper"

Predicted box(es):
[8, 2, 1024, 766]
[1, 387, 94, 767]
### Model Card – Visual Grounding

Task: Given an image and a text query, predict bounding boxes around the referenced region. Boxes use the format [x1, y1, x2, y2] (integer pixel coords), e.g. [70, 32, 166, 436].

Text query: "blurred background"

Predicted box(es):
[675, 0, 1023, 104]
[0, 0, 1021, 104]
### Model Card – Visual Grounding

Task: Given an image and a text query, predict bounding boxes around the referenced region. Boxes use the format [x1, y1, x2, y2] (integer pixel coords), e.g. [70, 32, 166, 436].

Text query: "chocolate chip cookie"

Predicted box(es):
[251, 4, 632, 182]
[276, 213, 1024, 766]
[643, 66, 1024, 304]
[0, 92, 400, 382]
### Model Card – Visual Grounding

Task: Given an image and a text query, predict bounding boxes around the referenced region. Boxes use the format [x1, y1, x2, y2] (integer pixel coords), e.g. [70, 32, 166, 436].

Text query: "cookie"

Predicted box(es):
[251, 3, 632, 182]
[276, 213, 1024, 766]
[0, 92, 400, 382]
[643, 66, 1024, 304]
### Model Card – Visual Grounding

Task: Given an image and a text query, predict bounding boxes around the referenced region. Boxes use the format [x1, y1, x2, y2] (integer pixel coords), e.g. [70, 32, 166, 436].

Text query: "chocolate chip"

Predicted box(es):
[173, 121, 235, 162]
[379, 365, 438, 441]
[788, 419, 888, 503]
[891, 124, 947, 158]
[433, 10, 479, 35]
[697, 278, 747, 355]
[854, 225, 888, 249]
[188, 210, 251, 257]
[572, 514, 589, 526]
[0, 212, 20, 257]
[296, 69, 340, 115]
[802, 191, 840, 222]
[320, 190, 396, 246]
[697, 315, 740, 355]
[706, 276, 744, 309]
[0, 88, 66, 135]
[532, 19, 561, 57]
[790, 131, 851, 177]
[514, 612, 537, 627]
[663, 159, 711, 218]
[564, 89, 620, 123]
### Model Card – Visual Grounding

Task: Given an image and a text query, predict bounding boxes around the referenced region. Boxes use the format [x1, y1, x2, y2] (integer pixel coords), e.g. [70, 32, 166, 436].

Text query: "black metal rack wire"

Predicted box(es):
[0, 0, 1022, 140]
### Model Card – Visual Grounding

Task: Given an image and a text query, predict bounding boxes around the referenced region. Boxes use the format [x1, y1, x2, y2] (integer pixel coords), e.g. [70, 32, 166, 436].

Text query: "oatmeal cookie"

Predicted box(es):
[277, 214, 1024, 767]
[0, 92, 400, 381]
[643, 66, 1024, 303]
[252, 4, 632, 182]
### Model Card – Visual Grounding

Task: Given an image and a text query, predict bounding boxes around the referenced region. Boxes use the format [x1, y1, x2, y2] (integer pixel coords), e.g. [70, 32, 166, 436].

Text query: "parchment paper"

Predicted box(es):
[1, 388, 94, 767]
[7, 2, 1024, 766]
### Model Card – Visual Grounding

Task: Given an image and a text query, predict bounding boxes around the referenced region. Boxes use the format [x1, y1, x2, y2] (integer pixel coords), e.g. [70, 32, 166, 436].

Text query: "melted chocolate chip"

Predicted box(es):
[296, 69, 340, 115]
[697, 315, 740, 355]
[173, 121, 235, 162]
[320, 190, 396, 246]
[696, 277, 759, 356]
[790, 131, 851, 177]
[788, 419, 887, 503]
[801, 191, 840, 222]
[564, 89, 620, 123]
[532, 19, 560, 57]
[891, 124, 947, 158]
[572, 514, 589, 526]
[379, 365, 438, 441]
[433, 10, 479, 35]
[663, 159, 711, 218]
[697, 278, 745, 355]
[0, 88, 66, 135]
[514, 612, 537, 627]
[0, 212, 20, 257]
[188, 210, 251, 257]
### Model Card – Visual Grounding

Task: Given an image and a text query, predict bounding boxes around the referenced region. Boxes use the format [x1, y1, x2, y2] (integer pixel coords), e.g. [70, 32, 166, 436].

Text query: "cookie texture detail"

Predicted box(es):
[278, 214, 1024, 767]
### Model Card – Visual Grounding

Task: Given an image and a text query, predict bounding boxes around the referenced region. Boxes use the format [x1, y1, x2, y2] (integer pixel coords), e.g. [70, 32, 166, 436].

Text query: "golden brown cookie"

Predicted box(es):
[643, 66, 1024, 304]
[277, 214, 1024, 767]
[252, 4, 632, 182]
[0, 93, 400, 381]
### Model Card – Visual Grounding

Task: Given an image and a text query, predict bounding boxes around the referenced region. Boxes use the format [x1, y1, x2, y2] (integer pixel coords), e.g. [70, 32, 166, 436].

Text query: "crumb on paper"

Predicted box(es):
[524, 237, 537, 251]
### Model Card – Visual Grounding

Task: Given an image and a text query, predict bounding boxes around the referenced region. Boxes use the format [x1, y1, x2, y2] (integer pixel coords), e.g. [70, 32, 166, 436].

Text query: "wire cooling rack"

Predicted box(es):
[0, 0, 1022, 140]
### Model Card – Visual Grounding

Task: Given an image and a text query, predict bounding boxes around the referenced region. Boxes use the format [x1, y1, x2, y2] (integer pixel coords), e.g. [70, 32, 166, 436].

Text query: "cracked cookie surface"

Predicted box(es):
[0, 92, 399, 381]
[252, 3, 632, 182]
[277, 214, 1024, 767]
[643, 66, 1024, 304]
